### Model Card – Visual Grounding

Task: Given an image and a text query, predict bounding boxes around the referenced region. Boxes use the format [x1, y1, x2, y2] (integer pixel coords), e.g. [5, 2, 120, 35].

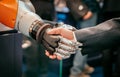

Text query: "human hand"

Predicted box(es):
[47, 27, 75, 40]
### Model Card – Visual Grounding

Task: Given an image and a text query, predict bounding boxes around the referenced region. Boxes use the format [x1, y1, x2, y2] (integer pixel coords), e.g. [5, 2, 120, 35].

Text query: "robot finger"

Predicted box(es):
[54, 48, 71, 59]
[58, 43, 76, 52]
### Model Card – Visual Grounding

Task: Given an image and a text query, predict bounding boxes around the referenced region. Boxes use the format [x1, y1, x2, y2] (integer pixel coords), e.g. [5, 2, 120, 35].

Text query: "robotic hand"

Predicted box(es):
[46, 22, 81, 59]
[0, 0, 59, 54]
[55, 36, 81, 59]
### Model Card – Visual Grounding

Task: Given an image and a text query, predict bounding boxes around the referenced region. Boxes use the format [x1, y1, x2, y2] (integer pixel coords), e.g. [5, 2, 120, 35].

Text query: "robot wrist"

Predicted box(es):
[29, 20, 52, 41]
[29, 20, 44, 40]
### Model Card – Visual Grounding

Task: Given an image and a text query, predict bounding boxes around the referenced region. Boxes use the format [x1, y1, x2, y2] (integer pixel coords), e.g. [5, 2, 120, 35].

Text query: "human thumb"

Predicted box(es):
[47, 28, 62, 35]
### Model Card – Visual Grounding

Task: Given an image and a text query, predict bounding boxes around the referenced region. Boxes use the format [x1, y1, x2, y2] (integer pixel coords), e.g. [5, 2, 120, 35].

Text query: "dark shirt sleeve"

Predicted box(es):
[74, 18, 120, 55]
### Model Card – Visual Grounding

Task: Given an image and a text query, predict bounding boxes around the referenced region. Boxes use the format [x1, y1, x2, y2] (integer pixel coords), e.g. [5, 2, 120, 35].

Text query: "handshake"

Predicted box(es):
[39, 22, 82, 60]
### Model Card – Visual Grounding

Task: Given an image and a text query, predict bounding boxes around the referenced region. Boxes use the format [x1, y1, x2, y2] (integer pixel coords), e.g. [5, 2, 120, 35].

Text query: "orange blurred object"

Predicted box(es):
[0, 0, 18, 28]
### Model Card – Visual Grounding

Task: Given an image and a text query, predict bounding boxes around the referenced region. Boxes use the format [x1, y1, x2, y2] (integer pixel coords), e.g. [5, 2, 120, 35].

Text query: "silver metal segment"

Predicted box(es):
[59, 36, 78, 46]
[55, 22, 76, 30]
[54, 36, 82, 59]
[58, 43, 76, 54]
[55, 48, 70, 56]
[54, 49, 71, 59]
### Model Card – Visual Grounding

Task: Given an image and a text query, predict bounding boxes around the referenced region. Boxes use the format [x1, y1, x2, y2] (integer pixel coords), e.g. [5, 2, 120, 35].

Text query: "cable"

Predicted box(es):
[59, 60, 63, 77]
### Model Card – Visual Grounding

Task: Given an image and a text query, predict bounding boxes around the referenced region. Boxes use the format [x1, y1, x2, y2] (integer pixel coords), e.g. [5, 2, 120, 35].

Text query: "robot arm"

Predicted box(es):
[0, 0, 51, 40]
[0, 0, 18, 28]
[0, 0, 57, 53]
[15, 0, 43, 38]
[0, 0, 80, 59]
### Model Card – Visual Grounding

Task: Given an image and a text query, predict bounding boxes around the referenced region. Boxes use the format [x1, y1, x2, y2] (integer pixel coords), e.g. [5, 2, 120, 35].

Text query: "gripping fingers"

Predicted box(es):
[59, 36, 82, 50]
[54, 48, 71, 59]
[58, 43, 76, 54]
[54, 37, 83, 59]
[59, 36, 81, 47]
[59, 36, 75, 46]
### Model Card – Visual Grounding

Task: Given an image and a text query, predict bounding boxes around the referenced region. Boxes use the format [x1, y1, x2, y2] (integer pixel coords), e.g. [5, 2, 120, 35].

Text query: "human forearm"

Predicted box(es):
[74, 18, 120, 55]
